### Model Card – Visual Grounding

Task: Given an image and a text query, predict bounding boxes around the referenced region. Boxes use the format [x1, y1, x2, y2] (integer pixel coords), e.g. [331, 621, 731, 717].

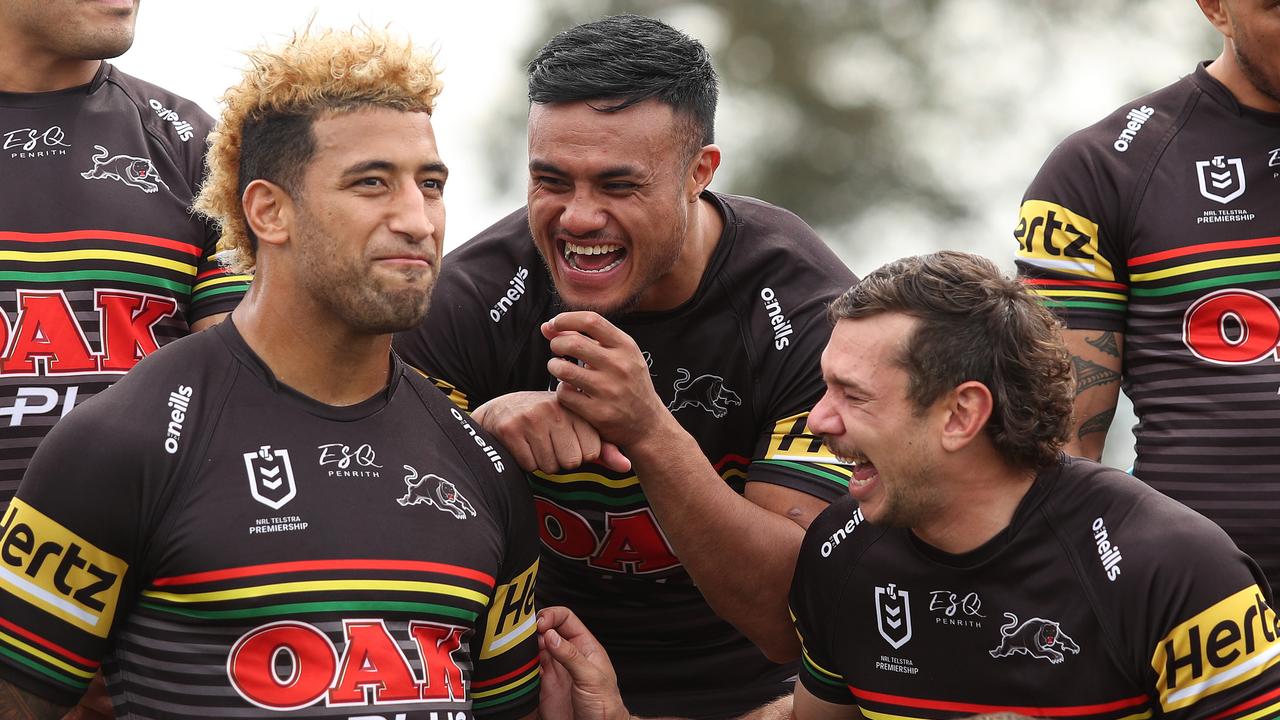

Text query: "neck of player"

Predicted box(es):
[231, 284, 395, 407]
[1206, 45, 1280, 114]
[912, 448, 1038, 556]
[0, 42, 102, 93]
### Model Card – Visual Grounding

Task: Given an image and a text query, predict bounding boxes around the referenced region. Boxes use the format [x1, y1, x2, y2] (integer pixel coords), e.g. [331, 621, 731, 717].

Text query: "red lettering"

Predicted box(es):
[1183, 289, 1280, 365]
[408, 622, 466, 701]
[2, 292, 96, 374]
[535, 498, 597, 559]
[96, 291, 177, 371]
[589, 509, 680, 574]
[327, 620, 420, 705]
[228, 621, 337, 711]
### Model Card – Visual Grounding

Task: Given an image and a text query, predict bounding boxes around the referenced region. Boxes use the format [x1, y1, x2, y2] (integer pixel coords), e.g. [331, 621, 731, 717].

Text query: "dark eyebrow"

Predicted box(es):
[827, 373, 874, 397]
[341, 160, 449, 178]
[528, 159, 638, 181]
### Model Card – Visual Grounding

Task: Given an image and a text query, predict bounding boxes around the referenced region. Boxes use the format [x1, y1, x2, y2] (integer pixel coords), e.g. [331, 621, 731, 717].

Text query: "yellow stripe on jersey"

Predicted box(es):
[532, 470, 639, 489]
[0, 249, 196, 276]
[0, 629, 96, 679]
[1151, 584, 1280, 713]
[1030, 289, 1129, 302]
[141, 579, 489, 606]
[1129, 252, 1280, 282]
[1014, 199, 1114, 281]
[192, 274, 251, 292]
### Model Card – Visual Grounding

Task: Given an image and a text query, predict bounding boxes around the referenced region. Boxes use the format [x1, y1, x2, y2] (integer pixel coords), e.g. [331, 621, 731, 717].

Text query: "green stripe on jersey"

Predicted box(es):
[138, 599, 478, 622]
[756, 460, 850, 488]
[1129, 269, 1280, 298]
[802, 655, 846, 688]
[0, 644, 87, 691]
[0, 269, 188, 293]
[1041, 299, 1126, 311]
[191, 282, 250, 304]
[529, 481, 646, 507]
[471, 675, 540, 709]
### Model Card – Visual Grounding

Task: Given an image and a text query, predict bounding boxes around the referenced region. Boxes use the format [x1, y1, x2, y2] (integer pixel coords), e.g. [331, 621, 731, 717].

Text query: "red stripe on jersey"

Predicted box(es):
[1021, 278, 1128, 290]
[1206, 685, 1280, 720]
[847, 685, 1148, 716]
[714, 454, 751, 470]
[196, 268, 233, 280]
[152, 559, 495, 588]
[0, 230, 201, 256]
[1129, 235, 1280, 267]
[0, 616, 98, 669]
[472, 656, 539, 689]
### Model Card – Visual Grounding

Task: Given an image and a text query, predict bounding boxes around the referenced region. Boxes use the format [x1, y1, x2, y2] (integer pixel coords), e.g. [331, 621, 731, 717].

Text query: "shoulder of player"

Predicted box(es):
[1038, 75, 1193, 180]
[435, 207, 550, 314]
[398, 370, 517, 477]
[1042, 456, 1246, 585]
[800, 497, 883, 568]
[101, 64, 212, 167]
[715, 192, 854, 282]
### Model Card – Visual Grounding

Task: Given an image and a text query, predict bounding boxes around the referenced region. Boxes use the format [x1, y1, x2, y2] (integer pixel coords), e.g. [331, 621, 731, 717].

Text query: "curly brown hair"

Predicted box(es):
[194, 26, 443, 274]
[829, 251, 1073, 470]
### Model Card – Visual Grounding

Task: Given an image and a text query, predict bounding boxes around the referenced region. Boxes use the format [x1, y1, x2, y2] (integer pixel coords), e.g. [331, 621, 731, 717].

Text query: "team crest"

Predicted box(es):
[1195, 155, 1246, 204]
[80, 144, 170, 194]
[875, 583, 913, 649]
[989, 612, 1080, 665]
[397, 465, 477, 519]
[667, 368, 741, 418]
[244, 445, 297, 510]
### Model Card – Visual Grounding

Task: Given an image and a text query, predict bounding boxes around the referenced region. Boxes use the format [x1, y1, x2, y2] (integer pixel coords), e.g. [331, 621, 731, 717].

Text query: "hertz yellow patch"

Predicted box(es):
[1014, 199, 1114, 281]
[0, 500, 126, 638]
[479, 559, 537, 660]
[764, 412, 839, 463]
[1151, 585, 1280, 712]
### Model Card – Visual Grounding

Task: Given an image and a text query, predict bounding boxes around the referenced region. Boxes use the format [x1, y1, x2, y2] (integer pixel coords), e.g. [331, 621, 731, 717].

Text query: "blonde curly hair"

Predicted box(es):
[194, 26, 442, 274]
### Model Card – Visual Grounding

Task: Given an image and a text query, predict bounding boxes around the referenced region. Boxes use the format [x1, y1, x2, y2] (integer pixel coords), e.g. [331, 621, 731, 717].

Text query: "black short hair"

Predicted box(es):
[527, 14, 717, 156]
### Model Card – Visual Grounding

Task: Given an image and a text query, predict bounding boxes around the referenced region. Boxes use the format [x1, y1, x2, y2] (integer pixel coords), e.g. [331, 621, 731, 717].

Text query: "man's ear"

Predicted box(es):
[242, 179, 294, 248]
[939, 381, 994, 453]
[685, 144, 722, 203]
[1195, 0, 1232, 38]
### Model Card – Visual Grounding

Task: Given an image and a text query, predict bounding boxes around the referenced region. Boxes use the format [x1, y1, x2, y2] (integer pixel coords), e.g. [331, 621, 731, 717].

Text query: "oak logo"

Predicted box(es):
[535, 498, 679, 574]
[480, 561, 538, 660]
[1013, 200, 1114, 281]
[0, 499, 126, 638]
[1152, 585, 1280, 712]
[1182, 288, 1280, 366]
[227, 619, 466, 710]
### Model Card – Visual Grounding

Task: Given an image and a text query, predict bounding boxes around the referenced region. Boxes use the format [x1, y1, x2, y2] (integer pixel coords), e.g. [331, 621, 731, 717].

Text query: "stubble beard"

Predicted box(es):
[1235, 37, 1280, 107]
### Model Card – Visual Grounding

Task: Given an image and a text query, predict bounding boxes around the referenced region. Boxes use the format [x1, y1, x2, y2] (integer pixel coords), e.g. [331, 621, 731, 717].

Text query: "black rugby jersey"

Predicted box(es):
[0, 321, 540, 719]
[792, 457, 1280, 720]
[0, 62, 251, 501]
[395, 191, 857, 718]
[1014, 64, 1280, 591]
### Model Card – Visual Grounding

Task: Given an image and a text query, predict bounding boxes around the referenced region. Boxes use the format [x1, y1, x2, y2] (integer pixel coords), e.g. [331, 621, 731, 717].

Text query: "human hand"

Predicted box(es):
[542, 312, 674, 450]
[537, 606, 630, 720]
[472, 391, 630, 473]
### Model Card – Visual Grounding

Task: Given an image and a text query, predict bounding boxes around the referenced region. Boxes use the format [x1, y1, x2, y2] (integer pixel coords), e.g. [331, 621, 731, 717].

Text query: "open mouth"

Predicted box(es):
[561, 240, 627, 274]
[833, 449, 879, 489]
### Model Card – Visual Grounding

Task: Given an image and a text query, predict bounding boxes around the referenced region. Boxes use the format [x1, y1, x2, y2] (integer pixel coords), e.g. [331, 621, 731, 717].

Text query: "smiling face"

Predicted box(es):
[526, 99, 707, 315]
[807, 314, 950, 529]
[288, 107, 447, 334]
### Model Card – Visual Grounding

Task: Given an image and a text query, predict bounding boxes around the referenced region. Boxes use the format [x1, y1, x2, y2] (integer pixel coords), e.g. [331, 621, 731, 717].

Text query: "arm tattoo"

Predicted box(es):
[1071, 356, 1121, 395]
[1078, 408, 1117, 440]
[1085, 331, 1120, 358]
[0, 681, 68, 720]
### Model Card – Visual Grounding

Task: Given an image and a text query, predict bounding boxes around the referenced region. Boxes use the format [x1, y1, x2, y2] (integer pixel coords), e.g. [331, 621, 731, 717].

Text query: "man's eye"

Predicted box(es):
[356, 177, 386, 188]
[604, 182, 637, 192]
[421, 178, 444, 191]
[535, 176, 567, 188]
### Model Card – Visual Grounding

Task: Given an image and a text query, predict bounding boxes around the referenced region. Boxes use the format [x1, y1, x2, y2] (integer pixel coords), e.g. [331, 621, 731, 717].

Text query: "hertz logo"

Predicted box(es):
[479, 560, 537, 660]
[1013, 200, 1115, 282]
[1152, 585, 1280, 712]
[0, 500, 126, 637]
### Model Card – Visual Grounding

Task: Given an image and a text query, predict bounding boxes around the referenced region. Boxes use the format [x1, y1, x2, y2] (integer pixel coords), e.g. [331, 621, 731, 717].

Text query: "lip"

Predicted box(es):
[554, 236, 628, 286]
[86, 0, 137, 10]
[372, 255, 434, 269]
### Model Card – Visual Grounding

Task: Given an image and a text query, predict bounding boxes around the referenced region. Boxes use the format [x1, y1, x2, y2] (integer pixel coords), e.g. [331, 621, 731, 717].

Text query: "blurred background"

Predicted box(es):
[119, 0, 1223, 469]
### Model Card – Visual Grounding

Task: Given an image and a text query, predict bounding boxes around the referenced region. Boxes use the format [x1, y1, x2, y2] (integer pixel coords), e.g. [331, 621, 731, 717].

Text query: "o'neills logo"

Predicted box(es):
[1091, 516, 1122, 581]
[148, 98, 195, 142]
[0, 500, 127, 637]
[1113, 105, 1154, 152]
[163, 385, 193, 454]
[760, 287, 794, 350]
[489, 266, 529, 323]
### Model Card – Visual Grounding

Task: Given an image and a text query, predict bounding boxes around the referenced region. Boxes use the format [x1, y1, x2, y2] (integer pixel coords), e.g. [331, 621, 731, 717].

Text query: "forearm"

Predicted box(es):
[1062, 329, 1123, 461]
[0, 680, 71, 720]
[627, 416, 803, 661]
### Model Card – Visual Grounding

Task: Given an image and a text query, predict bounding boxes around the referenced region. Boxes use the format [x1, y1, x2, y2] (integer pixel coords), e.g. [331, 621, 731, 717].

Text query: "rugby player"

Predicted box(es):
[538, 251, 1280, 720]
[1014, 0, 1280, 593]
[0, 26, 540, 720]
[395, 14, 856, 718]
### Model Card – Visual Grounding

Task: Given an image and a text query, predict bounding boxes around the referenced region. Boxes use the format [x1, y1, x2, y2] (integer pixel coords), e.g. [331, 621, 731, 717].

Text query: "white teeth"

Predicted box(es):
[563, 241, 623, 257]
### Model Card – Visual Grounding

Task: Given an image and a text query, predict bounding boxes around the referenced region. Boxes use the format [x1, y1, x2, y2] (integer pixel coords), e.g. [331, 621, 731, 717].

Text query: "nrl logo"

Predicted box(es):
[1195, 155, 1246, 204]
[397, 465, 476, 520]
[875, 583, 913, 649]
[244, 445, 297, 510]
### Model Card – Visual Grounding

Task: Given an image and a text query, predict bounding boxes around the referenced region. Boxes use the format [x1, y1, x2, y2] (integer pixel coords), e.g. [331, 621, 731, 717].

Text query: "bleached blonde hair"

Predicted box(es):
[194, 25, 442, 273]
